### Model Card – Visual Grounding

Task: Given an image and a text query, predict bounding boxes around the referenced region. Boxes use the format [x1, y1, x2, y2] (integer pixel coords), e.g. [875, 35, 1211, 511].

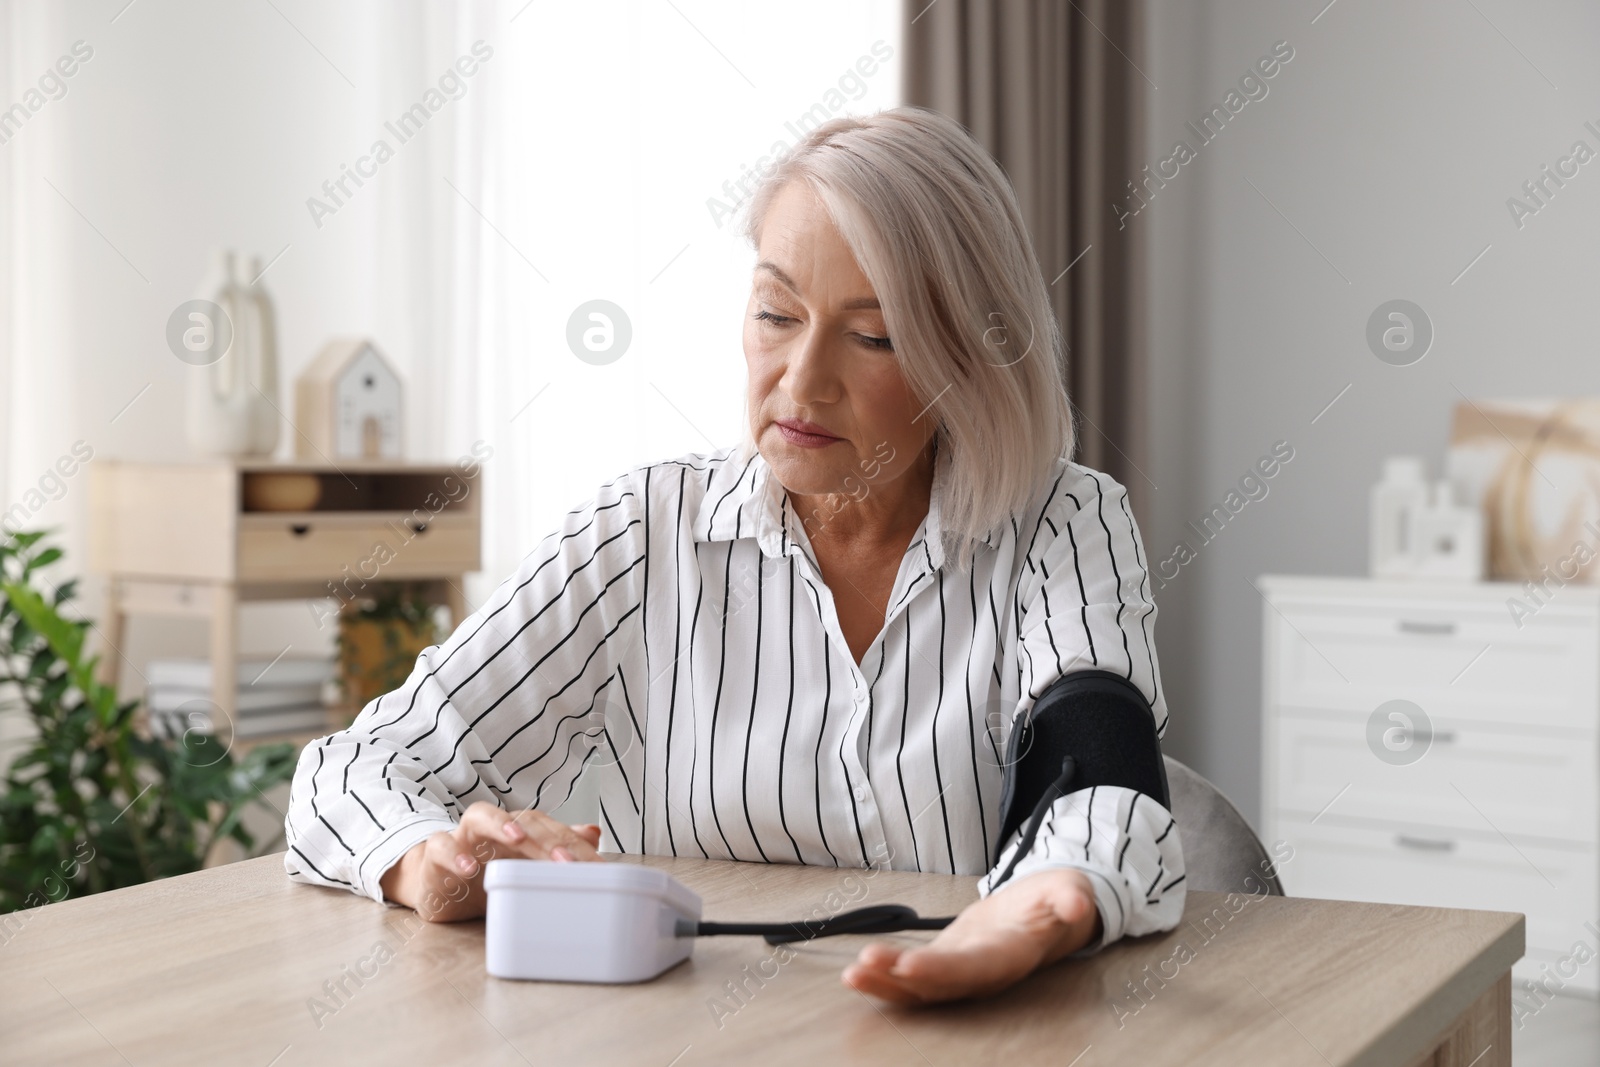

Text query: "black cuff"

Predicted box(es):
[995, 670, 1168, 860]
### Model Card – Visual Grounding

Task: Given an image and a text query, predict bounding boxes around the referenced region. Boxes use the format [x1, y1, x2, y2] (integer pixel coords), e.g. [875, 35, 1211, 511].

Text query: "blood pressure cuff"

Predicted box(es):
[994, 670, 1170, 862]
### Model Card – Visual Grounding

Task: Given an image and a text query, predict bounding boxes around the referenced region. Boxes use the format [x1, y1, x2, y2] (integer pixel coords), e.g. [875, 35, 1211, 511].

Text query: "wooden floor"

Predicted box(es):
[1512, 991, 1600, 1065]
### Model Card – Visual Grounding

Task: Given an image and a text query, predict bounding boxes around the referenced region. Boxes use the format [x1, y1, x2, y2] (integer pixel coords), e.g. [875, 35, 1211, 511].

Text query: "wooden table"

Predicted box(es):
[0, 854, 1522, 1066]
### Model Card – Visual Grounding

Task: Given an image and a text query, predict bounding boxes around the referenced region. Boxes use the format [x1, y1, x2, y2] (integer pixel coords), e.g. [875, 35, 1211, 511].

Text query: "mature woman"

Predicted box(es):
[284, 107, 1184, 1004]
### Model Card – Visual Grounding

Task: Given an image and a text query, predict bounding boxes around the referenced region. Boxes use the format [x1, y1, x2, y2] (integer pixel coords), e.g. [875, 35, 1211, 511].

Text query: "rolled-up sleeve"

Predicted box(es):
[977, 466, 1185, 950]
[283, 471, 648, 902]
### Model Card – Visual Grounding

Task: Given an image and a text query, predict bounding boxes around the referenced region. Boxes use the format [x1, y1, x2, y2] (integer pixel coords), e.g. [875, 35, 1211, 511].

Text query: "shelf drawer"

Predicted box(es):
[1267, 601, 1597, 730]
[237, 514, 479, 582]
[1273, 817, 1598, 991]
[1274, 712, 1597, 844]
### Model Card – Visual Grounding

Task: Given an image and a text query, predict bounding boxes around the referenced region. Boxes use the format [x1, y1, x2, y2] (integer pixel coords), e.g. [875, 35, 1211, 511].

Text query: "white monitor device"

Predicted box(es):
[484, 860, 702, 983]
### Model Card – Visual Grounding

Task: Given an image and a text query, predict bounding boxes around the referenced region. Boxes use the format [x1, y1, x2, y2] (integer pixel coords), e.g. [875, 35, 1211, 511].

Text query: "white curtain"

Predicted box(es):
[400, 0, 904, 607]
[0, 0, 75, 538]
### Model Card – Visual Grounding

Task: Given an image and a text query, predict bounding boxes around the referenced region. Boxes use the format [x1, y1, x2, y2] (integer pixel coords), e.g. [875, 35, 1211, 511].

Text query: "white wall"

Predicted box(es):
[1142, 0, 1600, 822]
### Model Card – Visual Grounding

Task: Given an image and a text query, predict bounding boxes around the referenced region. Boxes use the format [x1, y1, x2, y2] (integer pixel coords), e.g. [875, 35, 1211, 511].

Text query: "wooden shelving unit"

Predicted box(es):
[87, 458, 482, 746]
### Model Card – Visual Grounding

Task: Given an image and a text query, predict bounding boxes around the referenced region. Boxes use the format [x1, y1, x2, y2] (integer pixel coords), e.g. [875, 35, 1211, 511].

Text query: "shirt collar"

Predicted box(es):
[693, 442, 1000, 567]
[690, 445, 775, 550]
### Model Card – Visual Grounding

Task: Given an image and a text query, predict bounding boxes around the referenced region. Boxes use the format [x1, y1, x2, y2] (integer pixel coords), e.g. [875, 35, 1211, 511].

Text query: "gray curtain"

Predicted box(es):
[902, 0, 1151, 520]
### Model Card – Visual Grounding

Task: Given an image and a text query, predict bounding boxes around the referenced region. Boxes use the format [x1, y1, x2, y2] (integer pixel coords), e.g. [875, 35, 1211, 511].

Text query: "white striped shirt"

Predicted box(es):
[284, 445, 1186, 950]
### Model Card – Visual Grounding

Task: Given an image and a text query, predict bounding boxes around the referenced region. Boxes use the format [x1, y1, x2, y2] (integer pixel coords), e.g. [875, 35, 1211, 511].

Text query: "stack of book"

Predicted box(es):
[145, 656, 336, 740]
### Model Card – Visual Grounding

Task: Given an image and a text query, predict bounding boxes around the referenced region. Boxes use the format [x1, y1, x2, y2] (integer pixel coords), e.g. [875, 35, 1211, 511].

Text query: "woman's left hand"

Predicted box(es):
[841, 868, 1102, 1005]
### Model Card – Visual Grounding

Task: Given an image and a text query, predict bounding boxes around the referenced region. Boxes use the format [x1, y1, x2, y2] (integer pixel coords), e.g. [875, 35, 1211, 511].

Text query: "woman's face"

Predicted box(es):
[744, 181, 937, 501]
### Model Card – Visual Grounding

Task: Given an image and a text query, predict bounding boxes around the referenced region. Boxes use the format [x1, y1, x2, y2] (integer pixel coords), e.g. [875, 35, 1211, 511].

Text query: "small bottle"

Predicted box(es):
[1414, 479, 1485, 580]
[1370, 457, 1429, 578]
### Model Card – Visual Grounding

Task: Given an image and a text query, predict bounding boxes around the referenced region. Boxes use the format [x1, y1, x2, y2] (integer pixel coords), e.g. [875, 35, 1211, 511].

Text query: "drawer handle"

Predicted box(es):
[289, 524, 311, 537]
[409, 521, 429, 535]
[1395, 834, 1456, 853]
[1398, 620, 1456, 635]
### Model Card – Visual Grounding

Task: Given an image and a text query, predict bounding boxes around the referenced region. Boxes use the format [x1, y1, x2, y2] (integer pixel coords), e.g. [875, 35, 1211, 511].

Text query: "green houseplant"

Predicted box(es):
[334, 581, 440, 724]
[0, 530, 296, 915]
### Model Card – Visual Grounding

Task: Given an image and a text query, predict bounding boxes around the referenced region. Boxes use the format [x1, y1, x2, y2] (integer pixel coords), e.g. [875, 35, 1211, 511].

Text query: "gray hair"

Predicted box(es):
[738, 106, 1074, 569]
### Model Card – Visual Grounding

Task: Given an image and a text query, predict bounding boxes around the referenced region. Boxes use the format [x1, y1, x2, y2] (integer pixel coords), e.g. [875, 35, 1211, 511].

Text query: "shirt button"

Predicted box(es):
[854, 786, 869, 802]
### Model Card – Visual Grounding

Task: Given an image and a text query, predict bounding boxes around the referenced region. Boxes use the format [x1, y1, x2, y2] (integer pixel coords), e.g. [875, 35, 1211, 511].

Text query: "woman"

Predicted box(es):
[284, 107, 1185, 1005]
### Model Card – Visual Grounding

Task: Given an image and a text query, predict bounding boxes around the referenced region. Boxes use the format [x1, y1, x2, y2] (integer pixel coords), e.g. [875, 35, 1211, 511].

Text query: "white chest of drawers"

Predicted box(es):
[1259, 574, 1600, 995]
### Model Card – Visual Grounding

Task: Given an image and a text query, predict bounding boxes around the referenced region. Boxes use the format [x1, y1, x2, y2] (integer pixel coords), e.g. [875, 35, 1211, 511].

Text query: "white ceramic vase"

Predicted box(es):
[184, 249, 280, 457]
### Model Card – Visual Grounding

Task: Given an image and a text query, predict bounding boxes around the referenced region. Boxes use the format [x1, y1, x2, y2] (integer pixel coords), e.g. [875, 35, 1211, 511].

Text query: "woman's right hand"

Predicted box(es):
[378, 802, 604, 922]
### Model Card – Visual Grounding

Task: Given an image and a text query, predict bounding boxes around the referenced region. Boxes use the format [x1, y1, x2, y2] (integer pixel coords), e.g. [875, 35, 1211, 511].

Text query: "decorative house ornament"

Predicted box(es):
[294, 338, 404, 461]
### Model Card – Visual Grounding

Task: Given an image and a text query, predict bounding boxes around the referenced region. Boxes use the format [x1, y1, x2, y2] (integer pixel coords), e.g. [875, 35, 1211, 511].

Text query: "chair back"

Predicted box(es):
[1162, 756, 1284, 896]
